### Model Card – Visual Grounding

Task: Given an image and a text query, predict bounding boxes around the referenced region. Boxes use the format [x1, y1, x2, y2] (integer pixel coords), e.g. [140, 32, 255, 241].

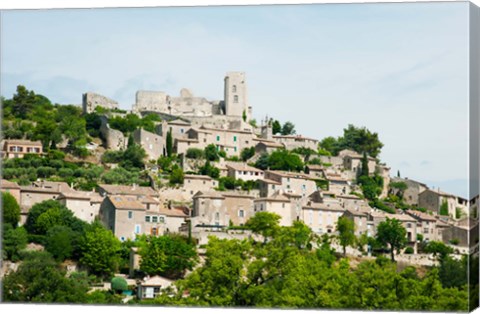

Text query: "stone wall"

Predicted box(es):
[99, 116, 127, 151]
[82, 92, 118, 114]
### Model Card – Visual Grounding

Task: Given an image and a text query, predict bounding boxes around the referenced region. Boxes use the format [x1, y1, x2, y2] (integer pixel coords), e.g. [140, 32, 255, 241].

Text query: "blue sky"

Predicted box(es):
[1, 2, 470, 197]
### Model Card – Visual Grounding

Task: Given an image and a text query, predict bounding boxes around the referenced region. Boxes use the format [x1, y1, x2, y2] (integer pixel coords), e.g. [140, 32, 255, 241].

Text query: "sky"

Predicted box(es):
[0, 2, 471, 198]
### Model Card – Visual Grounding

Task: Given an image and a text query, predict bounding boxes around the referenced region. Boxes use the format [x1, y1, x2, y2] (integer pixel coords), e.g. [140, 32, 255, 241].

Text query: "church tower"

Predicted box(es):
[224, 72, 249, 120]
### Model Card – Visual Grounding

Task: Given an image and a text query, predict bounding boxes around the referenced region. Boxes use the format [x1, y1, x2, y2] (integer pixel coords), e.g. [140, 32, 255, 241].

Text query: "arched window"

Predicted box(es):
[232, 85, 237, 92]
[233, 95, 239, 103]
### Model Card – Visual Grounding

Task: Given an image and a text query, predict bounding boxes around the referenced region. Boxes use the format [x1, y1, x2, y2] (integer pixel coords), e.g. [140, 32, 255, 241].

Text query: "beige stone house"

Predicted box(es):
[253, 193, 297, 226]
[183, 174, 218, 196]
[192, 191, 227, 227]
[57, 191, 104, 223]
[442, 217, 479, 247]
[318, 155, 344, 169]
[196, 126, 255, 157]
[389, 177, 428, 206]
[100, 195, 147, 241]
[301, 200, 345, 234]
[418, 189, 467, 219]
[223, 192, 255, 226]
[226, 162, 264, 181]
[145, 204, 190, 236]
[1, 179, 21, 205]
[133, 128, 164, 161]
[338, 149, 377, 176]
[405, 210, 439, 242]
[137, 276, 173, 299]
[272, 135, 318, 151]
[305, 164, 325, 178]
[2, 139, 43, 159]
[343, 208, 370, 236]
[254, 140, 285, 155]
[325, 173, 351, 196]
[259, 170, 318, 198]
[375, 164, 391, 198]
[98, 184, 159, 198]
[20, 181, 74, 216]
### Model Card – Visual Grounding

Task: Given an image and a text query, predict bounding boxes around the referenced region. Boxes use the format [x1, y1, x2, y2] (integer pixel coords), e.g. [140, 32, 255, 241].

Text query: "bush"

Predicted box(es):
[169, 167, 185, 185]
[111, 277, 128, 293]
[186, 148, 204, 159]
[450, 239, 460, 245]
[404, 247, 414, 254]
[204, 144, 219, 161]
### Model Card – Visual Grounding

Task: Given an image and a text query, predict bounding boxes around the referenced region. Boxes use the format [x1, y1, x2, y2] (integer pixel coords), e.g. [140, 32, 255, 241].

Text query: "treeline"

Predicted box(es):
[140, 213, 472, 311]
[2, 194, 198, 303]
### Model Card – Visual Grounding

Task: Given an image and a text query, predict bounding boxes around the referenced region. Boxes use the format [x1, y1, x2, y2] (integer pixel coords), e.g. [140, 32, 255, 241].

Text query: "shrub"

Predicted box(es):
[111, 277, 128, 293]
[169, 167, 185, 185]
[450, 239, 460, 245]
[404, 247, 414, 254]
[439, 200, 449, 216]
[185, 148, 204, 159]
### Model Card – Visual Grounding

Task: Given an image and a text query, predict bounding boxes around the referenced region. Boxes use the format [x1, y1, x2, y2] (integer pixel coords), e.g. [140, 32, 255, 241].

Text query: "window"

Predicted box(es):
[423, 228, 429, 233]
[232, 85, 237, 92]
[135, 225, 141, 234]
[152, 216, 158, 223]
[120, 237, 125, 242]
[282, 203, 285, 208]
[239, 209, 245, 217]
[159, 216, 165, 223]
[233, 136, 237, 142]
[407, 223, 411, 228]
[234, 95, 239, 103]
[145, 216, 151, 223]
[217, 135, 220, 141]
[215, 212, 220, 221]
[234, 147, 237, 152]
[128, 211, 133, 219]
[181, 128, 184, 133]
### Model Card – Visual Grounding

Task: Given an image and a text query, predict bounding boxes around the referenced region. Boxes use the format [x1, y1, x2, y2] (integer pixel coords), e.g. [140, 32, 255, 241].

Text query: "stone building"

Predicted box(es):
[97, 183, 159, 198]
[405, 210, 440, 242]
[2, 139, 43, 159]
[253, 193, 299, 227]
[100, 195, 146, 241]
[272, 135, 318, 151]
[226, 162, 264, 181]
[339, 149, 377, 177]
[258, 170, 317, 198]
[418, 189, 467, 219]
[57, 191, 104, 223]
[222, 192, 255, 226]
[1, 179, 21, 205]
[389, 177, 428, 206]
[183, 174, 218, 196]
[20, 181, 74, 212]
[82, 92, 118, 114]
[254, 140, 284, 155]
[133, 128, 164, 161]
[192, 191, 227, 227]
[301, 200, 345, 234]
[99, 116, 128, 151]
[324, 173, 351, 196]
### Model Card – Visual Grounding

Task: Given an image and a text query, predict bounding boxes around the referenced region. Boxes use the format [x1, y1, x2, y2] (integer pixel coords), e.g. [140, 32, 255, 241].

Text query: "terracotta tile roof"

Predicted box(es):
[345, 208, 369, 217]
[306, 165, 324, 171]
[254, 140, 284, 148]
[406, 210, 437, 222]
[254, 193, 290, 203]
[192, 191, 225, 199]
[266, 170, 314, 180]
[108, 195, 145, 210]
[221, 192, 256, 199]
[3, 139, 43, 146]
[168, 119, 191, 126]
[98, 184, 158, 197]
[303, 202, 345, 212]
[272, 135, 318, 142]
[58, 191, 97, 201]
[1, 179, 20, 189]
[226, 162, 263, 173]
[138, 195, 160, 204]
[157, 207, 189, 217]
[258, 178, 281, 185]
[386, 213, 417, 222]
[21, 181, 73, 193]
[184, 174, 213, 180]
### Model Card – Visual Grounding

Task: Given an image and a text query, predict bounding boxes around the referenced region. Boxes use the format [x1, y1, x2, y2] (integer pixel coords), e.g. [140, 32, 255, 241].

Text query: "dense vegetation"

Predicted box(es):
[139, 212, 470, 311]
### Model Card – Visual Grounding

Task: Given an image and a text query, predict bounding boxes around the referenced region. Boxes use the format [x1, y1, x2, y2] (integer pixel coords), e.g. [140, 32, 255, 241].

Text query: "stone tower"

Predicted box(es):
[224, 72, 249, 119]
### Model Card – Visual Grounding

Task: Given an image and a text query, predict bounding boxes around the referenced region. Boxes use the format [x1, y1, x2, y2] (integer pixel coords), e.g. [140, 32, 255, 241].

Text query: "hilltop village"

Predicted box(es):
[1, 72, 478, 307]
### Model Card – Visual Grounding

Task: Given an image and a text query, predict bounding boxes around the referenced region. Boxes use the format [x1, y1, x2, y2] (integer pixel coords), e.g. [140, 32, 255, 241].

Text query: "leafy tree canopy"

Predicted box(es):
[2, 192, 20, 228]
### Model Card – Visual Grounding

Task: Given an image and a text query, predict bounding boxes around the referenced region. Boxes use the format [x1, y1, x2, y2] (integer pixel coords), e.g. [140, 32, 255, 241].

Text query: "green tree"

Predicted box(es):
[336, 216, 356, 256]
[169, 167, 185, 185]
[2, 192, 20, 228]
[199, 160, 220, 179]
[186, 148, 204, 159]
[272, 120, 282, 135]
[11, 85, 36, 119]
[360, 152, 369, 177]
[166, 130, 173, 157]
[79, 222, 121, 278]
[245, 212, 281, 242]
[45, 225, 80, 261]
[439, 200, 449, 216]
[25, 200, 85, 235]
[2, 224, 28, 262]
[240, 147, 255, 161]
[120, 144, 147, 169]
[337, 124, 383, 158]
[111, 277, 128, 293]
[204, 144, 219, 161]
[281, 121, 296, 135]
[423, 241, 454, 260]
[2, 251, 89, 303]
[254, 153, 270, 170]
[139, 235, 197, 279]
[267, 149, 304, 172]
[376, 218, 407, 262]
[319, 136, 339, 155]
